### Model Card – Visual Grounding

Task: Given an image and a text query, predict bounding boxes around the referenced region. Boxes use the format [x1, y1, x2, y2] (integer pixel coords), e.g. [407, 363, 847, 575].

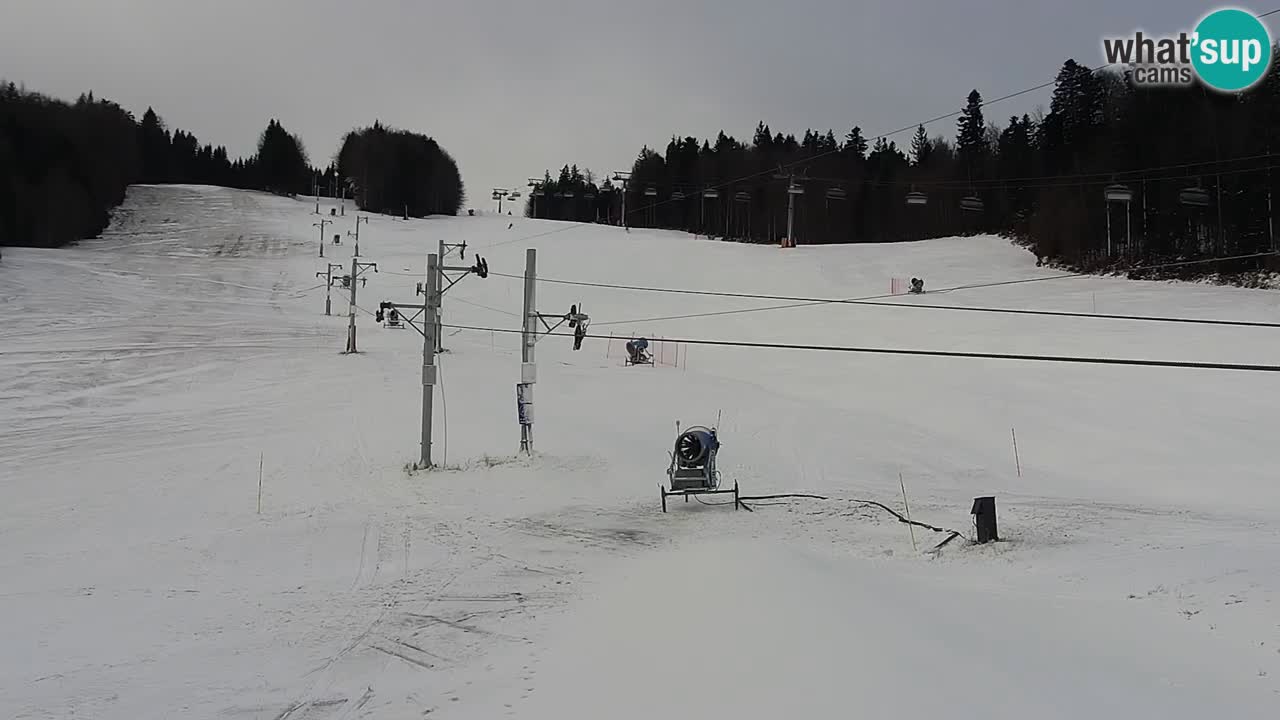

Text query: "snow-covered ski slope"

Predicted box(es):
[3, 184, 1279, 718]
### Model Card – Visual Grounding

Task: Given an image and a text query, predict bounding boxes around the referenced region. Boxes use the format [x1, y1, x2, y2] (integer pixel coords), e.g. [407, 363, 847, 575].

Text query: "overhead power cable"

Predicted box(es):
[439, 322, 1280, 373]
[489, 251, 1279, 329]
[810, 159, 1280, 192]
[623, 151, 1280, 193]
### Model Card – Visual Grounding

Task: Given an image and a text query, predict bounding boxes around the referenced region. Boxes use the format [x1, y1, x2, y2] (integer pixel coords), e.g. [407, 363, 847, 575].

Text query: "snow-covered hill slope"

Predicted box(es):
[3, 185, 1278, 718]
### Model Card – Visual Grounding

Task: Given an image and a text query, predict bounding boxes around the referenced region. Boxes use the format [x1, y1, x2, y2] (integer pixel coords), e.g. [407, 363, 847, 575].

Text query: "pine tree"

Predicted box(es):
[752, 122, 774, 151]
[956, 89, 989, 175]
[138, 107, 171, 183]
[844, 126, 868, 159]
[910, 124, 932, 166]
[1043, 60, 1105, 173]
[169, 129, 199, 182]
[998, 116, 1036, 172]
[257, 119, 309, 196]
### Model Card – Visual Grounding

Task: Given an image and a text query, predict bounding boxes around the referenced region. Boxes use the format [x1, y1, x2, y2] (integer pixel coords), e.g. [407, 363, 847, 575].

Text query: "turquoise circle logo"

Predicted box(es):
[1191, 8, 1272, 91]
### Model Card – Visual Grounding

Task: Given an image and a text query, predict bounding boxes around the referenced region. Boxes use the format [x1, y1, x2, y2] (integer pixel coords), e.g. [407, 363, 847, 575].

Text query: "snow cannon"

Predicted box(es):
[661, 421, 739, 512]
[674, 427, 717, 471]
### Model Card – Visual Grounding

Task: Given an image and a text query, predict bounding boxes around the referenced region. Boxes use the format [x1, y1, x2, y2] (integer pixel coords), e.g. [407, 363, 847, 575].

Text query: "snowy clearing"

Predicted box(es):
[3, 184, 1279, 718]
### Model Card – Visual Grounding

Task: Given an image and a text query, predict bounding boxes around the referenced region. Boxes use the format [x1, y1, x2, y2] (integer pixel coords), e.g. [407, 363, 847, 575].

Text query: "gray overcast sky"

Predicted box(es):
[1, 1, 1271, 206]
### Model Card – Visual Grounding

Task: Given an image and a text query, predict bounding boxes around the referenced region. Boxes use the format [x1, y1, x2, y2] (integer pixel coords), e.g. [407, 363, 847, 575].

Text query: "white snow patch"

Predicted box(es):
[488, 538, 1277, 719]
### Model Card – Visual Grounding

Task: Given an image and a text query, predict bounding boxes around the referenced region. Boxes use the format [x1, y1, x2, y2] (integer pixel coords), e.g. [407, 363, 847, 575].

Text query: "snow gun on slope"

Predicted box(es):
[661, 420, 739, 512]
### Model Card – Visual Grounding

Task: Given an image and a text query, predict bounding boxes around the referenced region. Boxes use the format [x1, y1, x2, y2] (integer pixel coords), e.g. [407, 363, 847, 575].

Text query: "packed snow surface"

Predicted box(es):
[3, 185, 1279, 718]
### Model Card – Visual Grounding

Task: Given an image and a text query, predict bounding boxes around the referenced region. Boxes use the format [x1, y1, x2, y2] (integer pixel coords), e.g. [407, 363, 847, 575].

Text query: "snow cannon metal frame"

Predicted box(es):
[624, 337, 654, 367]
[661, 421, 739, 512]
[376, 302, 404, 329]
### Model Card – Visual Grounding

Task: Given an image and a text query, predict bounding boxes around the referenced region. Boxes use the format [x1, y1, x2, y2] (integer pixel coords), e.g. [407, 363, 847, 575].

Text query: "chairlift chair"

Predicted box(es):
[1179, 186, 1210, 208]
[1104, 183, 1133, 203]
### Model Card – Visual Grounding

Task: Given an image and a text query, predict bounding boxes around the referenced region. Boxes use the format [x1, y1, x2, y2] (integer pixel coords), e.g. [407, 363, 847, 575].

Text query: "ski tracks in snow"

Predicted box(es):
[274, 501, 659, 718]
[288, 518, 409, 716]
